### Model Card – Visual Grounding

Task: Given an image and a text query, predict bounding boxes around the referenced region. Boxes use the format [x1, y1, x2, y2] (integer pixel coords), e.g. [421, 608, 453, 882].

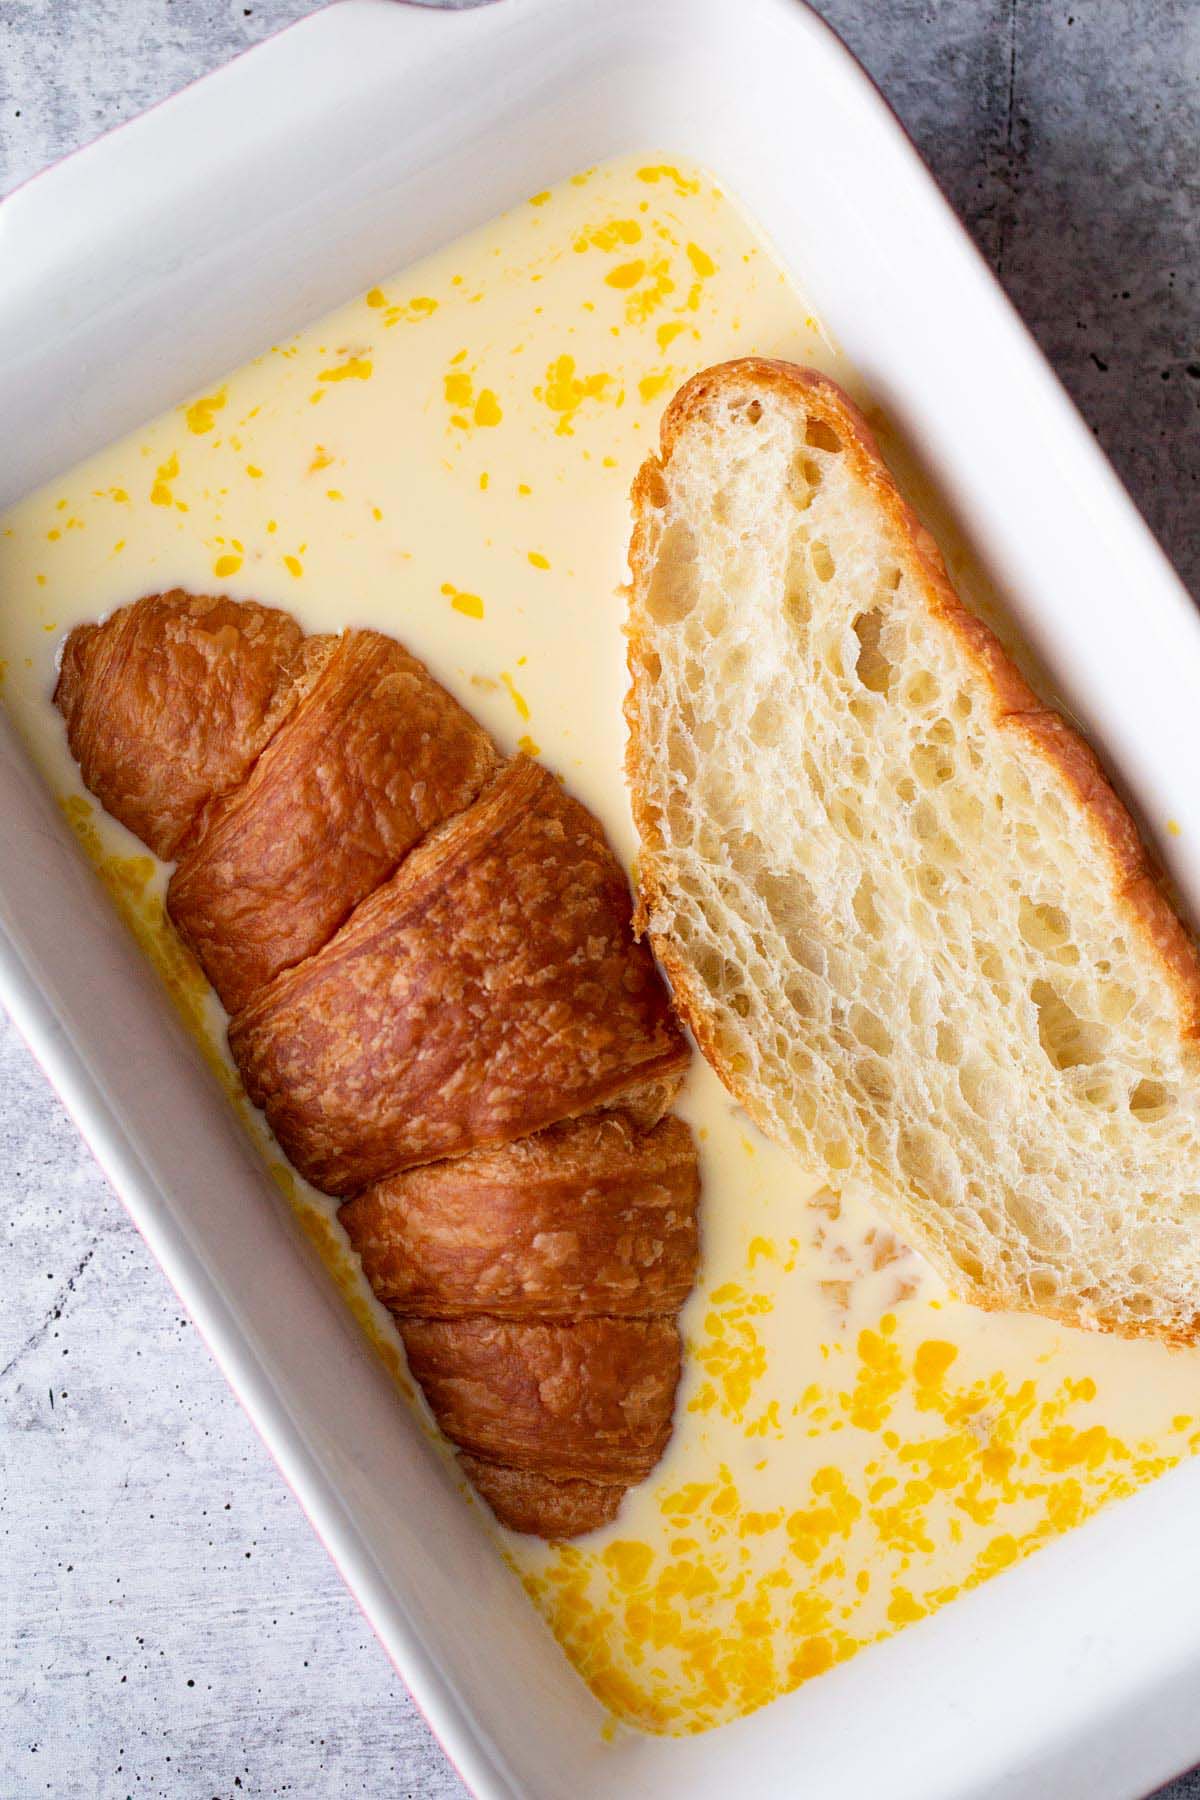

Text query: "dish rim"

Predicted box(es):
[3, 3, 1200, 1797]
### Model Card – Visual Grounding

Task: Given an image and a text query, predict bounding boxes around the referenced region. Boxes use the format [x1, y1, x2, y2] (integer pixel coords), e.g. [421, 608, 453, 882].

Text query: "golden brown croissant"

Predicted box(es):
[55, 590, 314, 859]
[168, 630, 497, 1012]
[55, 592, 697, 1537]
[230, 756, 689, 1193]
[340, 1112, 699, 1320]
[340, 1113, 699, 1533]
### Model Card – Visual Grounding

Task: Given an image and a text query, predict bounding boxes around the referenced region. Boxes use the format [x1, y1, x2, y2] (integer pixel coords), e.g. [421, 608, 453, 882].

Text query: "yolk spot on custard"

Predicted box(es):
[185, 389, 228, 435]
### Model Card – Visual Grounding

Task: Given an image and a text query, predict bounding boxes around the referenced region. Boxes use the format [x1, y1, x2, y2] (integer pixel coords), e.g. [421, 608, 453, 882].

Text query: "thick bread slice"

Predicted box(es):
[626, 357, 1200, 1343]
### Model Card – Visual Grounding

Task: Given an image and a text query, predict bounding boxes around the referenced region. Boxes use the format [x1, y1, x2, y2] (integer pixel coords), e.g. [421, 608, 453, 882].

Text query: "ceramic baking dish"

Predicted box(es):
[3, 2, 1200, 1795]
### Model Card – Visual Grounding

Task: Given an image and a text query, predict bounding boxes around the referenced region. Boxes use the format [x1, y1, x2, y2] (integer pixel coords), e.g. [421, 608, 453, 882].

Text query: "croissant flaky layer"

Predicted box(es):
[457, 1458, 627, 1539]
[340, 1113, 700, 1319]
[398, 1316, 682, 1482]
[168, 630, 497, 1013]
[230, 755, 690, 1194]
[55, 592, 698, 1537]
[55, 590, 312, 859]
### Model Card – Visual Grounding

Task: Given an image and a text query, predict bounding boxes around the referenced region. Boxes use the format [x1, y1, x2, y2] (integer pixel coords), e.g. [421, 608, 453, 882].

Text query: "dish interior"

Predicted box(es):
[2, 151, 1199, 1737]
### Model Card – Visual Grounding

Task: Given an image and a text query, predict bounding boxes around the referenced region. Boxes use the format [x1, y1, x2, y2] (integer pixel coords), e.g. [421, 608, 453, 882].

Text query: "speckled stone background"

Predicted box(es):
[0, 3, 1197, 1797]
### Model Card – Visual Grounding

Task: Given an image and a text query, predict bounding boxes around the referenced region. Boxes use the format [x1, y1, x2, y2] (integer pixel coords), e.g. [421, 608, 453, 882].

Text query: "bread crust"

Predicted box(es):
[627, 357, 1200, 1344]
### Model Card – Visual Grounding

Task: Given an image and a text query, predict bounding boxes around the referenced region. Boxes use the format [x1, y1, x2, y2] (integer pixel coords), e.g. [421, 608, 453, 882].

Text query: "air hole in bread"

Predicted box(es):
[1018, 898, 1071, 955]
[1031, 979, 1104, 1071]
[852, 609, 892, 694]
[1099, 982, 1135, 1025]
[851, 1003, 893, 1057]
[1130, 1078, 1175, 1122]
[852, 873, 882, 934]
[692, 945, 723, 994]
[665, 789, 691, 840]
[903, 670, 939, 710]
[804, 417, 842, 453]
[683, 656, 707, 696]
[947, 790, 984, 838]
[857, 1055, 894, 1104]
[956, 1250, 985, 1286]
[913, 800, 938, 843]
[788, 454, 824, 513]
[646, 520, 699, 623]
[917, 862, 945, 903]
[761, 869, 812, 932]
[665, 725, 697, 782]
[811, 540, 836, 583]
[784, 975, 820, 1021]
[749, 696, 785, 748]
[802, 751, 826, 805]
[911, 742, 955, 788]
[1000, 766, 1033, 810]
[784, 587, 811, 636]
[833, 794, 865, 842]
[897, 1124, 945, 1196]
[729, 828, 766, 867]
[1006, 1196, 1068, 1256]
[958, 1060, 994, 1117]
[691, 717, 717, 756]
[790, 930, 828, 980]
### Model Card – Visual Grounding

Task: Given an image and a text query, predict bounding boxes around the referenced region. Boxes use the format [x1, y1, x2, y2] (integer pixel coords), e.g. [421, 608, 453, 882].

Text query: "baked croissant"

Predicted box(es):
[168, 629, 498, 1013]
[55, 590, 315, 859]
[230, 755, 689, 1193]
[55, 592, 697, 1537]
[341, 1112, 699, 1534]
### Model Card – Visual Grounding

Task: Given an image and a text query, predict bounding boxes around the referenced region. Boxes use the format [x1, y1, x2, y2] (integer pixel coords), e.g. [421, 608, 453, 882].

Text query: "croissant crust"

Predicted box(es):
[340, 1113, 699, 1319]
[56, 592, 698, 1538]
[230, 756, 690, 1194]
[398, 1315, 682, 1482]
[168, 629, 497, 1012]
[54, 590, 311, 859]
[457, 1458, 627, 1538]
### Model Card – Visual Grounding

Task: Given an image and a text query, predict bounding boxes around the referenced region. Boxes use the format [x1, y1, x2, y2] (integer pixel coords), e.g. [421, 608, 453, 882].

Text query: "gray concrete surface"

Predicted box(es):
[1, 3, 1197, 1797]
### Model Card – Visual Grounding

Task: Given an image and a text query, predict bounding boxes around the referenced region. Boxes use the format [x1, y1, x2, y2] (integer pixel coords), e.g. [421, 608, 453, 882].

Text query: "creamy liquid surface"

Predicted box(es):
[2, 154, 1198, 1736]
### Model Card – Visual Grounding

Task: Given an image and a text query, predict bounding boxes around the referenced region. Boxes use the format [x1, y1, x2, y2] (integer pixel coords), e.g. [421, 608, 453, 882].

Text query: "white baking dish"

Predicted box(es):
[3, 2, 1200, 1795]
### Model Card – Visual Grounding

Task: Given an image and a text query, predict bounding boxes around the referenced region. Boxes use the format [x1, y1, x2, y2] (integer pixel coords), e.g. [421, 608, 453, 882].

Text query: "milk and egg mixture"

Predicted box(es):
[2, 154, 1198, 1736]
